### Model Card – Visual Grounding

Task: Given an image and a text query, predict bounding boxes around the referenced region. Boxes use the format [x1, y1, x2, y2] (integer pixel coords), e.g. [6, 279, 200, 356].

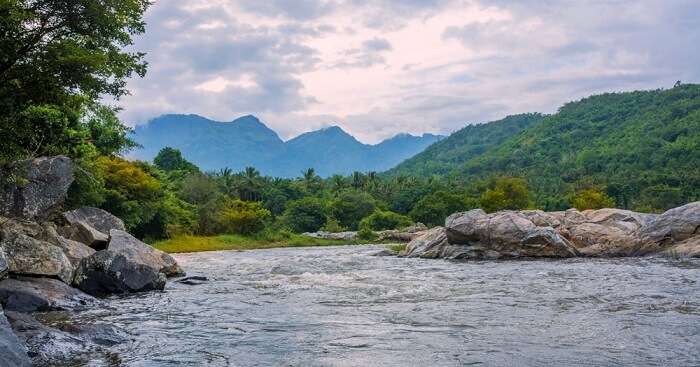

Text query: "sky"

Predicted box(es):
[117, 0, 700, 143]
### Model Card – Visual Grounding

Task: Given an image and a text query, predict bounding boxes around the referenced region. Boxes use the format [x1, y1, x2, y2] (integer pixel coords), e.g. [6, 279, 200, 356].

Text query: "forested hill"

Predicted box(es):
[387, 113, 545, 177]
[131, 114, 441, 177]
[387, 84, 700, 211]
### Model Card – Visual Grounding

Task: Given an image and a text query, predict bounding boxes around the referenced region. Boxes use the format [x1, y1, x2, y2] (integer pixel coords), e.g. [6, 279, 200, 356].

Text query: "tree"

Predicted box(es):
[0, 0, 149, 161]
[216, 198, 271, 235]
[479, 177, 531, 213]
[571, 188, 615, 210]
[329, 191, 377, 230]
[237, 167, 262, 201]
[409, 190, 476, 226]
[154, 147, 198, 173]
[359, 210, 412, 231]
[282, 197, 328, 233]
[179, 173, 219, 205]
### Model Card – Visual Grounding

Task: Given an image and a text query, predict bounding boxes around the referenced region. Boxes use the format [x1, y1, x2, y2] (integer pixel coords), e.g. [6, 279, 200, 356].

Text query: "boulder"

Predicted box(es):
[662, 236, 700, 258]
[402, 227, 449, 258]
[0, 306, 30, 367]
[63, 220, 109, 248]
[73, 250, 166, 297]
[0, 277, 98, 313]
[108, 229, 184, 277]
[50, 235, 96, 268]
[445, 210, 578, 258]
[0, 233, 74, 283]
[0, 156, 73, 220]
[566, 222, 638, 256]
[62, 207, 125, 234]
[637, 202, 700, 254]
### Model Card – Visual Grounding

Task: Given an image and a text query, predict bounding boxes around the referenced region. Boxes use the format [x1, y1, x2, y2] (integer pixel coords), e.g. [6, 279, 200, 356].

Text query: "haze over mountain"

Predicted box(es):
[130, 114, 442, 177]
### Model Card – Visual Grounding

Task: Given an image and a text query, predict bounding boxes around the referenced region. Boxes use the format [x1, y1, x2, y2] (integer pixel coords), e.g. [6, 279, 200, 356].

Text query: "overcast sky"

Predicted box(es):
[117, 0, 700, 143]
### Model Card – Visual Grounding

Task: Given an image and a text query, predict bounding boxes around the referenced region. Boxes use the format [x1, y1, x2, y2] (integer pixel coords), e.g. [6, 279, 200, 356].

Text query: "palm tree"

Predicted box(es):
[237, 166, 262, 201]
[351, 171, 365, 189]
[329, 174, 346, 194]
[301, 168, 321, 193]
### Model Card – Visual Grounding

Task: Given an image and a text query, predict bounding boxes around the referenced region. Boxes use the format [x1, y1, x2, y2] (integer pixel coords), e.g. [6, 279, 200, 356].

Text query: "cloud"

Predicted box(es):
[116, 0, 700, 144]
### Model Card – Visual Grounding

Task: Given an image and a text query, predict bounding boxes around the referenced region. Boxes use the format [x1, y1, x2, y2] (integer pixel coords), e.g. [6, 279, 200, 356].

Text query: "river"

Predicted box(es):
[74, 245, 700, 366]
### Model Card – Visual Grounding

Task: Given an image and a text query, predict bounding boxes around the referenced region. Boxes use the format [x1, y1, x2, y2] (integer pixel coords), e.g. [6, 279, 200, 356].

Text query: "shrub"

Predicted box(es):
[321, 217, 347, 233]
[216, 198, 271, 235]
[282, 197, 329, 233]
[359, 210, 412, 231]
[571, 188, 615, 210]
[357, 227, 377, 241]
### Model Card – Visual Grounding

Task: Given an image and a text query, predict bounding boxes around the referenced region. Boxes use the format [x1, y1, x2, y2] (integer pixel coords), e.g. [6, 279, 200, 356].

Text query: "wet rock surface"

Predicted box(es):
[73, 250, 167, 297]
[0, 305, 30, 367]
[108, 229, 184, 277]
[0, 277, 98, 313]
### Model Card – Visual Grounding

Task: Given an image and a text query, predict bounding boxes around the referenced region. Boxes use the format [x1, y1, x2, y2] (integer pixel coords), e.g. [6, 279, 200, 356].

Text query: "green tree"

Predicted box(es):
[571, 188, 615, 210]
[479, 177, 531, 213]
[0, 0, 149, 161]
[359, 210, 412, 231]
[329, 191, 377, 230]
[409, 190, 476, 226]
[154, 147, 198, 173]
[282, 197, 328, 233]
[216, 198, 271, 235]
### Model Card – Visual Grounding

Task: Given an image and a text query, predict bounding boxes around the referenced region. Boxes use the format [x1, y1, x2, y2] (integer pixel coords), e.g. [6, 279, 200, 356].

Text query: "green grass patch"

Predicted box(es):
[153, 232, 365, 253]
[387, 243, 407, 253]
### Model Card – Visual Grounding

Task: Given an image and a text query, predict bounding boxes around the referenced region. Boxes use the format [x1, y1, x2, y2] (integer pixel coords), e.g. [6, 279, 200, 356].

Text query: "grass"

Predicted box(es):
[153, 232, 366, 253]
[387, 243, 407, 253]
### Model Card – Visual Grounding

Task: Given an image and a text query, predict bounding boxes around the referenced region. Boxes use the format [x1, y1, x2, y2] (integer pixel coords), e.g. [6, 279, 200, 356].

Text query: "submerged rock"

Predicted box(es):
[108, 229, 184, 277]
[0, 277, 98, 313]
[0, 156, 73, 220]
[0, 306, 30, 367]
[73, 250, 166, 297]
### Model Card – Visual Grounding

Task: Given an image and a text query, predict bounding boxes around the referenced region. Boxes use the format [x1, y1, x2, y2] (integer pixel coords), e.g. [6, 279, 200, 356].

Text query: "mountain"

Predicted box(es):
[130, 115, 442, 177]
[386, 84, 700, 211]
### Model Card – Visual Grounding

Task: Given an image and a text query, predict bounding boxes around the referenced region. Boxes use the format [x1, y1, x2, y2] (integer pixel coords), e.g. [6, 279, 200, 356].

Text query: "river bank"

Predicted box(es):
[152, 233, 366, 253]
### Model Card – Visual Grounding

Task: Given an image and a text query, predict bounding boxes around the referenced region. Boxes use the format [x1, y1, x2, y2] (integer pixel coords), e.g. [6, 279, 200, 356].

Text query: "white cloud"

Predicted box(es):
[116, 0, 700, 143]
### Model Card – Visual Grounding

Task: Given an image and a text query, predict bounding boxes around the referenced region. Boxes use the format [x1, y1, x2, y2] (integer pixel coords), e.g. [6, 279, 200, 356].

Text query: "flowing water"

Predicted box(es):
[76, 245, 700, 366]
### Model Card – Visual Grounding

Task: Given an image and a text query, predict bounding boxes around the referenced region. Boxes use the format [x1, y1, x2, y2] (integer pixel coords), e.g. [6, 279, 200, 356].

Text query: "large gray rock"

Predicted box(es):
[62, 207, 125, 234]
[0, 277, 98, 313]
[62, 220, 109, 248]
[108, 229, 184, 277]
[662, 236, 700, 258]
[637, 202, 700, 254]
[0, 305, 30, 367]
[402, 227, 450, 258]
[73, 250, 166, 297]
[0, 233, 74, 283]
[445, 210, 578, 258]
[0, 156, 73, 220]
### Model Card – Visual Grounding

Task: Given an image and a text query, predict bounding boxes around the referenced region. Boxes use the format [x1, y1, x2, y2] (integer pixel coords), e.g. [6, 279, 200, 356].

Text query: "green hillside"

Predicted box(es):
[388, 113, 544, 177]
[389, 84, 700, 211]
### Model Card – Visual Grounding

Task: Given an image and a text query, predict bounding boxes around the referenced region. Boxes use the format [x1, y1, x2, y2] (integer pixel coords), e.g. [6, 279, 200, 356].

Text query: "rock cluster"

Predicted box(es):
[0, 156, 184, 365]
[401, 203, 700, 260]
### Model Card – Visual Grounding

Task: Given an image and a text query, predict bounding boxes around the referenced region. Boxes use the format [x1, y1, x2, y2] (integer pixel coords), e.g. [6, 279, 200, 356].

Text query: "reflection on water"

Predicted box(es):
[76, 245, 700, 366]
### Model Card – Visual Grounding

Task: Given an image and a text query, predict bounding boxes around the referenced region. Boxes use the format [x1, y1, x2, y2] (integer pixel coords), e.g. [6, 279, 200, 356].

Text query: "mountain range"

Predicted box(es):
[130, 114, 442, 177]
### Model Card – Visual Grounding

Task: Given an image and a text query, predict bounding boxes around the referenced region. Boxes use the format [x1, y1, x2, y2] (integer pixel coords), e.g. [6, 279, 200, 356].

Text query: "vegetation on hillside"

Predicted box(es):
[389, 85, 700, 212]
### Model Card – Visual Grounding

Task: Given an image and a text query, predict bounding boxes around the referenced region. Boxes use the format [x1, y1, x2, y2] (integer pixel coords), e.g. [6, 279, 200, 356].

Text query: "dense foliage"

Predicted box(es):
[388, 85, 700, 212]
[0, 0, 148, 163]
